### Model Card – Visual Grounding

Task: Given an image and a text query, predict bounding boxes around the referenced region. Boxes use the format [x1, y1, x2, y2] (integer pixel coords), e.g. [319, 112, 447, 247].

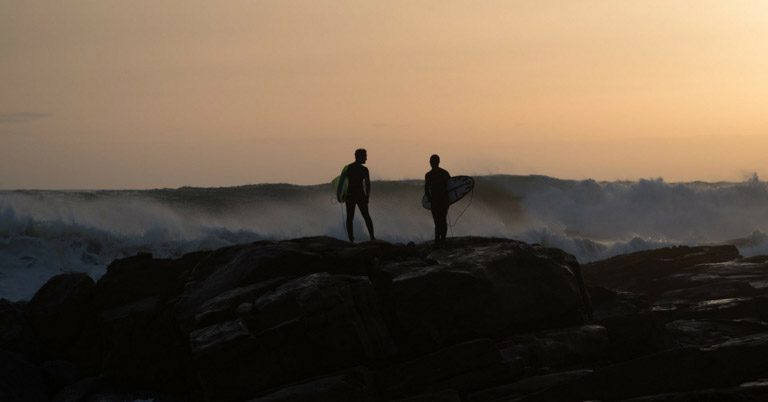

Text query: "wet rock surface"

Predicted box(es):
[3, 238, 768, 401]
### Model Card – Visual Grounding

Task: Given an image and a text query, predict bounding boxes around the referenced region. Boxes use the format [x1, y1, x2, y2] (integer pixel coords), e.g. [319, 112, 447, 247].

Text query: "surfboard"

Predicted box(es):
[422, 175, 474, 210]
[332, 165, 349, 203]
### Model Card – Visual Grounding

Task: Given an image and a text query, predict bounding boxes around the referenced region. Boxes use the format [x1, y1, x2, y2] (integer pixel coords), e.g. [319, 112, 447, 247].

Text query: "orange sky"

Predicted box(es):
[1, 1, 768, 189]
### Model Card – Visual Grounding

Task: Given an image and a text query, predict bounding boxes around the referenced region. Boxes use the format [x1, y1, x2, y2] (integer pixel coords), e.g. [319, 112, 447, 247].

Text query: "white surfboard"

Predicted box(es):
[422, 175, 474, 210]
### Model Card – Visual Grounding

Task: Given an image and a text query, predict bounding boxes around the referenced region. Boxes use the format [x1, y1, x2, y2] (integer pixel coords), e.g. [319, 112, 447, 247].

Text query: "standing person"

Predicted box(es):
[337, 148, 375, 242]
[425, 154, 451, 243]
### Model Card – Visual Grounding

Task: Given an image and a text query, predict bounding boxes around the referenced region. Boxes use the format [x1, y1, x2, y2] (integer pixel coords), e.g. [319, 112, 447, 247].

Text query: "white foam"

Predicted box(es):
[3, 175, 768, 301]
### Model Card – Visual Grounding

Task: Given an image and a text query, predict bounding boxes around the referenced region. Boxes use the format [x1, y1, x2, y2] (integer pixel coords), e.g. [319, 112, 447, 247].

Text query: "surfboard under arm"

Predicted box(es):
[334, 165, 349, 203]
[421, 175, 474, 210]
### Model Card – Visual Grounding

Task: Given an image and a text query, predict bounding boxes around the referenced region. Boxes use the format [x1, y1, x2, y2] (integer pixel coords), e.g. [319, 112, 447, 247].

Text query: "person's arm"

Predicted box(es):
[336, 165, 348, 202]
[425, 173, 432, 202]
[364, 167, 371, 200]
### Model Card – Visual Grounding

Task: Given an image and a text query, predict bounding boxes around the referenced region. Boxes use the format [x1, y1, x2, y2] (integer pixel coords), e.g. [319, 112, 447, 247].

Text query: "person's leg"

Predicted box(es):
[439, 205, 449, 241]
[345, 200, 356, 242]
[433, 203, 448, 242]
[431, 208, 441, 242]
[358, 200, 375, 240]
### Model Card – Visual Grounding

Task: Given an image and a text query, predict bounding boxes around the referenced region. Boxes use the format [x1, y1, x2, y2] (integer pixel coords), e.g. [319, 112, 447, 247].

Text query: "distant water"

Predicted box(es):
[3, 175, 768, 301]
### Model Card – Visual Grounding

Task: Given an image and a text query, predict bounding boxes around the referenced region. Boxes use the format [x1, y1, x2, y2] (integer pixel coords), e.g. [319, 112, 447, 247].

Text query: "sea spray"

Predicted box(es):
[2, 175, 768, 300]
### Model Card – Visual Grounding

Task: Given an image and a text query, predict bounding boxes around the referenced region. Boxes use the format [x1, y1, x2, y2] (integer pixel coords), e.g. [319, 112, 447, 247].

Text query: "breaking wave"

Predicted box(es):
[3, 175, 768, 300]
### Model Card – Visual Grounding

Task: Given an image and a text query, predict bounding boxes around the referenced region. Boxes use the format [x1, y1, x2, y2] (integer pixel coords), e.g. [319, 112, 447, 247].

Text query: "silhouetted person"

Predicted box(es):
[425, 154, 451, 242]
[338, 148, 375, 242]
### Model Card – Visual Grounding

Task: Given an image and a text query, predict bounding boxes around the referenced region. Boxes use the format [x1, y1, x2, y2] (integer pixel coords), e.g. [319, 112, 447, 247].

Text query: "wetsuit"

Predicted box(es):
[425, 167, 451, 242]
[341, 162, 375, 242]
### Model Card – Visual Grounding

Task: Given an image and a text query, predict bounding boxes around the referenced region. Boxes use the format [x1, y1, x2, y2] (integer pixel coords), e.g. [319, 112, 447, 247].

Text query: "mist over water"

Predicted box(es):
[3, 175, 768, 301]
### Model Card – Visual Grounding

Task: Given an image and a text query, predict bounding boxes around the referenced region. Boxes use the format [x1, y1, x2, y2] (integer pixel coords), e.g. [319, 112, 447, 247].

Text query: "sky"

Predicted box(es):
[2, 1, 768, 189]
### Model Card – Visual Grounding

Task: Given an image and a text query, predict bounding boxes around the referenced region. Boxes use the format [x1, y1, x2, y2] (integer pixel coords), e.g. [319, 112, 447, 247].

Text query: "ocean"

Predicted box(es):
[3, 174, 768, 301]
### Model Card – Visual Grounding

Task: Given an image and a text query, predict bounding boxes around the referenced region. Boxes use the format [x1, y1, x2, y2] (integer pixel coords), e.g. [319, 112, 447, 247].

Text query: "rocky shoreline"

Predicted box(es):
[2, 237, 768, 401]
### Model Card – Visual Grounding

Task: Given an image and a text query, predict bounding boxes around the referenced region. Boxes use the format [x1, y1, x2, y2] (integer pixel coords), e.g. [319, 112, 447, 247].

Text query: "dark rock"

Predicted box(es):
[52, 376, 103, 402]
[0, 351, 47, 402]
[43, 360, 84, 394]
[588, 286, 649, 321]
[389, 389, 462, 402]
[519, 333, 768, 402]
[377, 338, 505, 396]
[531, 325, 608, 369]
[95, 250, 207, 393]
[10, 236, 611, 401]
[97, 295, 193, 397]
[382, 241, 590, 350]
[599, 312, 677, 361]
[94, 253, 201, 397]
[428, 361, 517, 395]
[175, 239, 388, 331]
[52, 376, 181, 402]
[658, 295, 768, 323]
[96, 253, 192, 309]
[191, 273, 394, 402]
[583, 245, 741, 300]
[247, 367, 375, 402]
[97, 251, 196, 312]
[583, 247, 768, 363]
[617, 380, 768, 401]
[27, 273, 95, 360]
[667, 318, 768, 347]
[468, 369, 593, 402]
[194, 277, 293, 328]
[0, 298, 36, 357]
[496, 325, 608, 372]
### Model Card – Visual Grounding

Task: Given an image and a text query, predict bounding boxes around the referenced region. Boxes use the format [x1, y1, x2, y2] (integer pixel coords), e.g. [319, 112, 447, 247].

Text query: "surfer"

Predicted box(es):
[337, 149, 375, 242]
[425, 154, 451, 243]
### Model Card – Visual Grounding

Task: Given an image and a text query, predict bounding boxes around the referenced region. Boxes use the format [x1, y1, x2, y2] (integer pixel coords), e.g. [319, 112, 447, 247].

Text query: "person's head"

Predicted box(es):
[355, 148, 367, 164]
[430, 154, 440, 168]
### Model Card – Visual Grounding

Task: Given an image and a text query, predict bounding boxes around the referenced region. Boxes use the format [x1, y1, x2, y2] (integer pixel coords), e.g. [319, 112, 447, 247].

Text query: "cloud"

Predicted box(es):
[0, 112, 51, 124]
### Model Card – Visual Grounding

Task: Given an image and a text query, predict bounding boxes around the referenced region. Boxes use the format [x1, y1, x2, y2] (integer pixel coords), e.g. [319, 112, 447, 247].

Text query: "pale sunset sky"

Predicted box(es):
[2, 1, 768, 189]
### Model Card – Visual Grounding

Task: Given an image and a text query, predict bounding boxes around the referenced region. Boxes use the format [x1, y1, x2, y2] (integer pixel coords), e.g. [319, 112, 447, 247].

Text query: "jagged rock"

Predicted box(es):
[97, 251, 196, 311]
[52, 376, 179, 402]
[96, 294, 195, 397]
[495, 325, 608, 375]
[194, 277, 293, 328]
[247, 367, 375, 402]
[588, 286, 649, 321]
[377, 338, 508, 396]
[381, 240, 590, 350]
[667, 318, 768, 347]
[175, 238, 395, 331]
[600, 312, 677, 361]
[93, 253, 200, 397]
[582, 246, 768, 362]
[191, 273, 395, 402]
[0, 298, 36, 357]
[390, 389, 462, 402]
[519, 333, 768, 402]
[585, 250, 768, 331]
[0, 351, 47, 402]
[468, 369, 593, 402]
[617, 380, 768, 401]
[95, 250, 211, 394]
[42, 360, 83, 395]
[657, 295, 768, 324]
[428, 361, 516, 395]
[516, 325, 608, 370]
[52, 376, 103, 402]
[27, 273, 95, 360]
[4, 236, 644, 402]
[582, 245, 742, 300]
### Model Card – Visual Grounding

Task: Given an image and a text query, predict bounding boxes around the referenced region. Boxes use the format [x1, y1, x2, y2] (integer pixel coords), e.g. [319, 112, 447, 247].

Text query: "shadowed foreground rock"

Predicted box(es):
[6, 238, 768, 401]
